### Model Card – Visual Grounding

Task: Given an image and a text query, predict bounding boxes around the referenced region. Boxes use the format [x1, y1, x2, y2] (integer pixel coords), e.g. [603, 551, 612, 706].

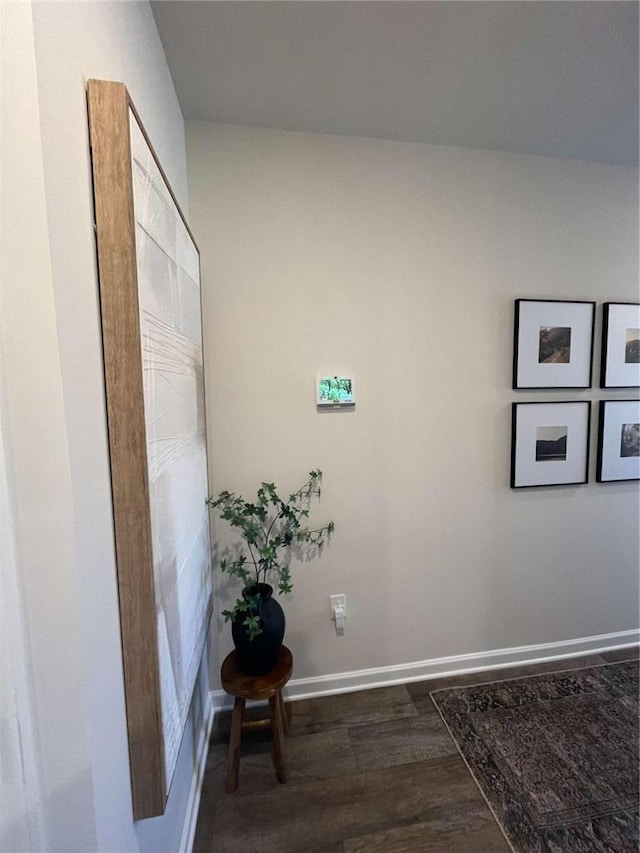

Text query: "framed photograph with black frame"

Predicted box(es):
[600, 302, 640, 388]
[511, 401, 591, 488]
[596, 400, 640, 482]
[513, 299, 595, 389]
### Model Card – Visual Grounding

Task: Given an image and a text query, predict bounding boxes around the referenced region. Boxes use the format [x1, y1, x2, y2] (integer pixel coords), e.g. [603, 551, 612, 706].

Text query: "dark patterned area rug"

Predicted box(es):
[431, 661, 639, 852]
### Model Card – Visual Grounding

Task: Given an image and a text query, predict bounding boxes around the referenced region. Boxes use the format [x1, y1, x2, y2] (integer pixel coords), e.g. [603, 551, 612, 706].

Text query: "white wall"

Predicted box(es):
[187, 122, 639, 686]
[1, 2, 95, 848]
[1, 404, 42, 852]
[1, 2, 209, 850]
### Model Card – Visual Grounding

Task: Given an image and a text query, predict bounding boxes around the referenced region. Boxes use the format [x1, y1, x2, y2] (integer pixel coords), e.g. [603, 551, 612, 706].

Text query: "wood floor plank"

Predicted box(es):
[288, 684, 417, 735]
[211, 703, 272, 743]
[206, 755, 490, 853]
[600, 646, 639, 663]
[343, 806, 510, 852]
[205, 727, 357, 796]
[349, 706, 457, 772]
[193, 767, 220, 853]
[309, 845, 345, 853]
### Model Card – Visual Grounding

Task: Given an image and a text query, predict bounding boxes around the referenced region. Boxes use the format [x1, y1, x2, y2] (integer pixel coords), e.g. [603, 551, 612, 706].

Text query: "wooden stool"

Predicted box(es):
[220, 645, 293, 793]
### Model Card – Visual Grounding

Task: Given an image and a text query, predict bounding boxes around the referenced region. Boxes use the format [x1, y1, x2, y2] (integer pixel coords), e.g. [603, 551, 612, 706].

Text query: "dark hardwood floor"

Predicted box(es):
[193, 648, 639, 853]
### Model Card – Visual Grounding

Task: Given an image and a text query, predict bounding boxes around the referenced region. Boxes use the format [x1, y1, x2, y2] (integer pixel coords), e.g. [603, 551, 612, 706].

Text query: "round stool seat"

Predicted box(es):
[221, 646, 293, 700]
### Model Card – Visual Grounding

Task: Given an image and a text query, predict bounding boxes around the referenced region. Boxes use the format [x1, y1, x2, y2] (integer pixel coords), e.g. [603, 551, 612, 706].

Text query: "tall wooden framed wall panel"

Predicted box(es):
[87, 80, 212, 819]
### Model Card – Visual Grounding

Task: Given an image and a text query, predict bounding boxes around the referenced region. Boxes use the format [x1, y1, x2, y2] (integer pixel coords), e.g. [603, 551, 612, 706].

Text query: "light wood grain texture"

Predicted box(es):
[87, 78, 165, 820]
[88, 78, 212, 819]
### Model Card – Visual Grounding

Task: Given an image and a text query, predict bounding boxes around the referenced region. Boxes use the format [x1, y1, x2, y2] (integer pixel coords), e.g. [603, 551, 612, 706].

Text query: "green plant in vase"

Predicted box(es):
[207, 470, 334, 673]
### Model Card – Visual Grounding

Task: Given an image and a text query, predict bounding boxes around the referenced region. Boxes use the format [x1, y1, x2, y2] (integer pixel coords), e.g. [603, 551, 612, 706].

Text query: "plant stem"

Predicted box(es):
[245, 540, 260, 584]
[264, 511, 281, 545]
[289, 475, 316, 502]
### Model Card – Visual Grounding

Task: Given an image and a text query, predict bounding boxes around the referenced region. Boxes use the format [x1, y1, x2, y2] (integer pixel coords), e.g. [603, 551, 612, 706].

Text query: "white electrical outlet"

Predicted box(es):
[329, 594, 346, 618]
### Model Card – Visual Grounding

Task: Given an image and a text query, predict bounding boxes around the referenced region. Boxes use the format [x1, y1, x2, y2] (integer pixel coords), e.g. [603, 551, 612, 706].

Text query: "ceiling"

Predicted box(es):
[152, 1, 639, 166]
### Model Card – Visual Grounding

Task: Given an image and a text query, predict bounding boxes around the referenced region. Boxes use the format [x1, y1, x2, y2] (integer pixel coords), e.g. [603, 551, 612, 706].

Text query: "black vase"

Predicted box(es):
[231, 584, 285, 675]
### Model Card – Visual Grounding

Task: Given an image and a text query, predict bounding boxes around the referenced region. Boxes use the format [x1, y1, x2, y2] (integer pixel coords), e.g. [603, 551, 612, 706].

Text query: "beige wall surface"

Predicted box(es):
[1, 3, 93, 849]
[187, 122, 639, 686]
[2, 2, 207, 850]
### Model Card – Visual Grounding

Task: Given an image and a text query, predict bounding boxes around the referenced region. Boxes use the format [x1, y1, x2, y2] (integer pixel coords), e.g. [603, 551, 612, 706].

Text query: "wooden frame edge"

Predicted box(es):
[87, 78, 166, 819]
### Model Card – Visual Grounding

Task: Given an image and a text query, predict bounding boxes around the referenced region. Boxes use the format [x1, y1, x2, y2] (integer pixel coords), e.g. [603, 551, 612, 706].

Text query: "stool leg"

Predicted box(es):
[277, 689, 288, 734]
[269, 694, 288, 784]
[226, 697, 244, 793]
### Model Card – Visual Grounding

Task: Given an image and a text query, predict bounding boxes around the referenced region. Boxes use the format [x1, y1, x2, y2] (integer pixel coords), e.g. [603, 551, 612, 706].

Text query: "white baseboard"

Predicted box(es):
[210, 629, 639, 710]
[179, 691, 215, 853]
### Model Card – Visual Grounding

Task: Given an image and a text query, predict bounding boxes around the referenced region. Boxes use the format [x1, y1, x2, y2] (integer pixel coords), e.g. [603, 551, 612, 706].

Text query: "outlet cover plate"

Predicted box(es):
[329, 594, 346, 618]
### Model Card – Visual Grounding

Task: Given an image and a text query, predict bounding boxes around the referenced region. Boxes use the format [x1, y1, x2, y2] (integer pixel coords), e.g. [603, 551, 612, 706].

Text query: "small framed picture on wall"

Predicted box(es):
[511, 401, 591, 488]
[513, 299, 595, 389]
[600, 302, 640, 388]
[596, 400, 640, 482]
